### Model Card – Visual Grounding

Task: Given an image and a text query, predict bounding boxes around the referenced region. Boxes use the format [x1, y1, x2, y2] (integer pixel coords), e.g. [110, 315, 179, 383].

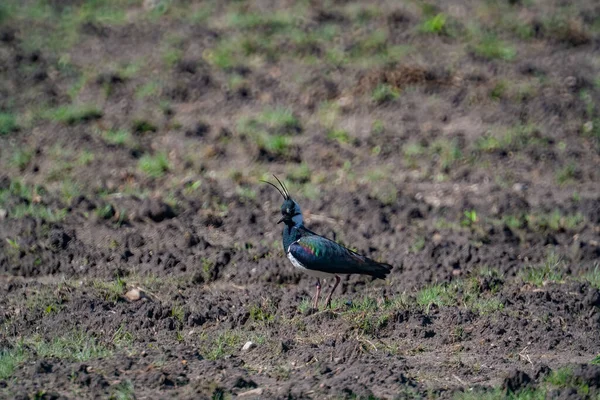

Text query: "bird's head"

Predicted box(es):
[261, 175, 303, 226]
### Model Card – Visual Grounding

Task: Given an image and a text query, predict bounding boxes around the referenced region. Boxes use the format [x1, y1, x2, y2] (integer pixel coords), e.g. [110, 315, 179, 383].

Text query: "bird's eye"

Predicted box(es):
[286, 208, 290, 214]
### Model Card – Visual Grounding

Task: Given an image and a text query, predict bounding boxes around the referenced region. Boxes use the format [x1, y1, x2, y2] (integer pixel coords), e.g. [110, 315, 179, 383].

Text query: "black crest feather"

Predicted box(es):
[260, 174, 289, 200]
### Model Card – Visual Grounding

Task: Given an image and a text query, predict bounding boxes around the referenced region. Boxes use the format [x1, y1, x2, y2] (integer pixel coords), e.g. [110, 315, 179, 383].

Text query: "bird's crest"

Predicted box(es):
[260, 174, 291, 200]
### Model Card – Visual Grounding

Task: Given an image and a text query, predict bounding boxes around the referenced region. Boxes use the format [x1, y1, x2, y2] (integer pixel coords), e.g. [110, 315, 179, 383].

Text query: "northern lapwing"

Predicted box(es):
[262, 176, 392, 309]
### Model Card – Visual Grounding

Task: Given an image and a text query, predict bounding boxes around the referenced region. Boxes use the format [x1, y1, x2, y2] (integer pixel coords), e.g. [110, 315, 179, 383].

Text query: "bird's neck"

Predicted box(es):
[282, 222, 303, 252]
[291, 212, 303, 226]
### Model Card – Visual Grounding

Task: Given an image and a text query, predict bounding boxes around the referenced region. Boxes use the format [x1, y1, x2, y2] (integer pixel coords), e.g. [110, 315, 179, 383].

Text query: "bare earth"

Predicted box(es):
[1, 1, 600, 399]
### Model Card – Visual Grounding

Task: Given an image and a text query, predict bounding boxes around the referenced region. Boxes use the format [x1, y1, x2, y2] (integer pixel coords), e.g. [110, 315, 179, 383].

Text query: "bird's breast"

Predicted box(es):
[286, 249, 333, 278]
[286, 250, 305, 269]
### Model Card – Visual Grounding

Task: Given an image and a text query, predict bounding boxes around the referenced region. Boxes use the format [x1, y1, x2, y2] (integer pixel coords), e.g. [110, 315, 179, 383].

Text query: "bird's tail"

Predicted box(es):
[363, 259, 392, 279]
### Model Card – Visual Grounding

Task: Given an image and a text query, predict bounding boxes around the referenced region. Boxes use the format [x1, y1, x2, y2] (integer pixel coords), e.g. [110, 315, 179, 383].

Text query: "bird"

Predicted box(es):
[261, 175, 392, 309]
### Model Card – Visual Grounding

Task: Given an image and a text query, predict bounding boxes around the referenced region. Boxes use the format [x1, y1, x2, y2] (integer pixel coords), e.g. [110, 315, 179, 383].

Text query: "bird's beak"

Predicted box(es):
[277, 217, 285, 224]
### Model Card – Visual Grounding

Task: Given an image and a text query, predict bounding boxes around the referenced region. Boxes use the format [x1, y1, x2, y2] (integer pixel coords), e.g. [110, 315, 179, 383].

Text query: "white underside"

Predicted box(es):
[287, 248, 334, 278]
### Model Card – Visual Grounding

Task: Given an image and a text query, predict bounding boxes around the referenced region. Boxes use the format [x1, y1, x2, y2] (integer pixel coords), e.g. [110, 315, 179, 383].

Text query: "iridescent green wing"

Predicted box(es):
[289, 235, 391, 278]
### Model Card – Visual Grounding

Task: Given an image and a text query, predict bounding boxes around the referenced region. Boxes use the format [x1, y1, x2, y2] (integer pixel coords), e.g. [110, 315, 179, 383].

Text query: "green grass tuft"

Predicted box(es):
[544, 366, 590, 395]
[257, 134, 290, 157]
[0, 3, 14, 25]
[417, 284, 455, 313]
[470, 298, 504, 315]
[420, 13, 447, 34]
[111, 380, 135, 400]
[0, 112, 18, 135]
[10, 147, 34, 170]
[287, 163, 311, 184]
[226, 12, 295, 33]
[327, 129, 352, 145]
[249, 304, 274, 323]
[454, 386, 546, 400]
[403, 142, 426, 166]
[237, 109, 302, 159]
[171, 304, 185, 323]
[410, 237, 426, 253]
[472, 35, 516, 61]
[556, 163, 578, 185]
[348, 30, 390, 63]
[519, 253, 564, 287]
[0, 179, 31, 205]
[371, 84, 400, 104]
[369, 185, 398, 206]
[102, 129, 134, 147]
[475, 124, 543, 154]
[205, 38, 239, 69]
[132, 119, 157, 134]
[112, 324, 134, 350]
[44, 105, 103, 125]
[546, 367, 575, 387]
[0, 345, 26, 379]
[162, 48, 183, 68]
[430, 138, 462, 171]
[298, 298, 312, 314]
[200, 331, 243, 361]
[526, 210, 584, 233]
[239, 108, 301, 136]
[461, 210, 478, 227]
[77, 150, 95, 166]
[138, 153, 169, 178]
[59, 180, 80, 203]
[10, 203, 67, 222]
[490, 81, 508, 100]
[136, 81, 160, 99]
[257, 108, 301, 135]
[92, 276, 126, 303]
[27, 331, 112, 362]
[583, 265, 600, 289]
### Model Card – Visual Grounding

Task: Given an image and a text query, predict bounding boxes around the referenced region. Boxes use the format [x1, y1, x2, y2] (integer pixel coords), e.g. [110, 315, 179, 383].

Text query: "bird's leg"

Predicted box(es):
[325, 275, 341, 309]
[312, 279, 321, 309]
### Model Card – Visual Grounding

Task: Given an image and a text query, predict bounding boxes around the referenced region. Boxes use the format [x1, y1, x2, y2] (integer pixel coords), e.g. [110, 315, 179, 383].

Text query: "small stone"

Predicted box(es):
[238, 388, 263, 398]
[0, 209, 6, 220]
[512, 183, 526, 192]
[124, 288, 142, 302]
[241, 341, 256, 351]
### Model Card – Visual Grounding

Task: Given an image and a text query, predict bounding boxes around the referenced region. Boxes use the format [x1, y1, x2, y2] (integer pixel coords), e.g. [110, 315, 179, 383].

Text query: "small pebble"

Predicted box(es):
[238, 388, 263, 397]
[124, 288, 141, 301]
[242, 341, 256, 351]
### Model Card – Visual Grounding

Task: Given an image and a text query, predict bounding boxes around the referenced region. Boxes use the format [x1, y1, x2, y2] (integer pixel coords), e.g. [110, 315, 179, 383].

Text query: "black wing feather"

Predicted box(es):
[289, 235, 392, 279]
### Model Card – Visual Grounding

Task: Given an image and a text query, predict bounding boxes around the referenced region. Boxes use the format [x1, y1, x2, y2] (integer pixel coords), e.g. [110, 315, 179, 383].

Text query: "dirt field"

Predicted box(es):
[1, 0, 600, 399]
